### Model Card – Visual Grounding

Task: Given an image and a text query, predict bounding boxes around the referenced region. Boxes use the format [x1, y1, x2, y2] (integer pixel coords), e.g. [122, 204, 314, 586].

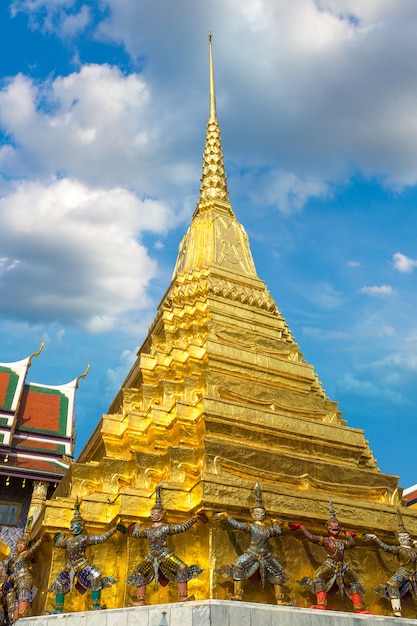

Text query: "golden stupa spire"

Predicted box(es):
[196, 32, 232, 214]
[172, 33, 259, 279]
[209, 31, 217, 121]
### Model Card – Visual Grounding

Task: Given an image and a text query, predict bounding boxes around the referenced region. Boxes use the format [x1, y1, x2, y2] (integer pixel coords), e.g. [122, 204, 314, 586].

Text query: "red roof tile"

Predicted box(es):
[17, 385, 69, 436]
[0, 372, 9, 407]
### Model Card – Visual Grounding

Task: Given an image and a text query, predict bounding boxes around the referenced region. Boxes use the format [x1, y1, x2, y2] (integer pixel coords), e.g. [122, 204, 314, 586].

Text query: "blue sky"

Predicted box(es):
[1, 1, 417, 489]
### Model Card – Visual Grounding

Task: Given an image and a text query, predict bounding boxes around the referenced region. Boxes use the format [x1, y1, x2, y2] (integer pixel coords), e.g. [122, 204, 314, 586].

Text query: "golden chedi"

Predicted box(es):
[30, 35, 417, 617]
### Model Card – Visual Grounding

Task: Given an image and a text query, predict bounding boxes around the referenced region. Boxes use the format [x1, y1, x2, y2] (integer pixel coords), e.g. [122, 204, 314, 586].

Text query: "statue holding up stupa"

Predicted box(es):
[6, 535, 47, 621]
[364, 512, 417, 617]
[48, 499, 125, 613]
[0, 562, 7, 626]
[290, 498, 369, 613]
[215, 481, 288, 604]
[126, 485, 207, 605]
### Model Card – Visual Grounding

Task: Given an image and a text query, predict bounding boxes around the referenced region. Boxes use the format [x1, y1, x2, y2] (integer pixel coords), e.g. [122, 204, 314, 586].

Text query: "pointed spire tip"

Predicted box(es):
[195, 31, 231, 213]
[209, 30, 216, 121]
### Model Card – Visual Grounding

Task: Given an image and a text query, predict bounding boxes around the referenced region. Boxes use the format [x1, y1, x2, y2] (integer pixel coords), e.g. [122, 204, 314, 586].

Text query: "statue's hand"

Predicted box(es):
[116, 524, 127, 534]
[127, 523, 137, 535]
[196, 512, 208, 524]
[345, 530, 357, 537]
[271, 518, 283, 526]
[213, 512, 228, 522]
[289, 522, 304, 531]
[364, 533, 377, 542]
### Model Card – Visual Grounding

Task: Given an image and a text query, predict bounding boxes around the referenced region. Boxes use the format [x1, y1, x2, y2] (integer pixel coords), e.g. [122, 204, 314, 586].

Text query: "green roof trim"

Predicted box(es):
[0, 367, 19, 411]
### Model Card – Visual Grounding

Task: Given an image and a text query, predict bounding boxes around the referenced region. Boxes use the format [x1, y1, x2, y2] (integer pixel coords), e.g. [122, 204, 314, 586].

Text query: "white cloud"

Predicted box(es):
[316, 1, 414, 25]
[10, 0, 90, 37]
[7, 1, 417, 208]
[104, 348, 137, 399]
[0, 65, 197, 202]
[336, 372, 409, 406]
[347, 260, 360, 267]
[308, 282, 343, 309]
[362, 354, 417, 373]
[233, 169, 330, 214]
[359, 285, 394, 296]
[0, 257, 20, 273]
[95, 0, 417, 187]
[0, 63, 196, 332]
[379, 325, 395, 337]
[302, 327, 350, 340]
[352, 353, 417, 391]
[60, 5, 90, 38]
[0, 178, 174, 331]
[393, 252, 417, 273]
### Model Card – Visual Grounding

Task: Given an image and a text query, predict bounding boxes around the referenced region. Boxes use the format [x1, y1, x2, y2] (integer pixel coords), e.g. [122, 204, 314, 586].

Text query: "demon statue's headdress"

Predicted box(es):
[151, 485, 164, 513]
[251, 481, 265, 511]
[71, 497, 84, 526]
[396, 508, 409, 536]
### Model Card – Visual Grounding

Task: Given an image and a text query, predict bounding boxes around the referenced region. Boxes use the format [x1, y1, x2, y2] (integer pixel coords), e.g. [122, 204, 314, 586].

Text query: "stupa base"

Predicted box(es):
[19, 599, 416, 626]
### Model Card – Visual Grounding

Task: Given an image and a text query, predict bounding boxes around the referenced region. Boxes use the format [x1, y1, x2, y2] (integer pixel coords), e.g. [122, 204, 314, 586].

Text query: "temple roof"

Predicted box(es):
[0, 346, 86, 481]
[0, 358, 31, 414]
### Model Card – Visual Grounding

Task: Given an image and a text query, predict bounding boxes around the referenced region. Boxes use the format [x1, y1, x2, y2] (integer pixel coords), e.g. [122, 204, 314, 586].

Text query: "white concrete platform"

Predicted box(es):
[18, 600, 417, 626]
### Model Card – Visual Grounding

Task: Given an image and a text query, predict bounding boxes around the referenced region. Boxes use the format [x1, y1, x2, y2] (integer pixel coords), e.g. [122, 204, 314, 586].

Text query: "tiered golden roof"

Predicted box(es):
[33, 35, 416, 616]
